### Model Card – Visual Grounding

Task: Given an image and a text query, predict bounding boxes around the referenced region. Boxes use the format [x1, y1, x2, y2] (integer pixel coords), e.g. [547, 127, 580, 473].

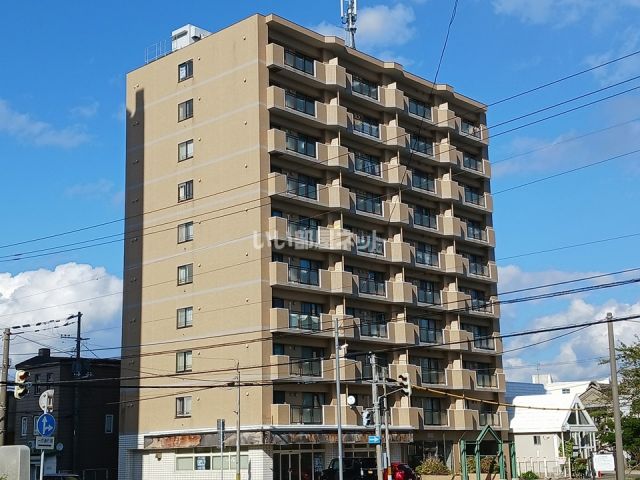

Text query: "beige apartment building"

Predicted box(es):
[120, 13, 506, 480]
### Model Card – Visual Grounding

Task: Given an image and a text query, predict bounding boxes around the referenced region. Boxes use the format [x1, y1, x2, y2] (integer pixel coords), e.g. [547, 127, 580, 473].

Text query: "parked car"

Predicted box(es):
[321, 457, 378, 480]
[391, 462, 417, 480]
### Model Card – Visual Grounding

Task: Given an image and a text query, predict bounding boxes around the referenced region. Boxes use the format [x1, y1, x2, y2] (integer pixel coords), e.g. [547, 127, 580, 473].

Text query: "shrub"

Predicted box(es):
[415, 457, 451, 475]
[573, 458, 588, 476]
[520, 471, 539, 480]
[466, 456, 499, 474]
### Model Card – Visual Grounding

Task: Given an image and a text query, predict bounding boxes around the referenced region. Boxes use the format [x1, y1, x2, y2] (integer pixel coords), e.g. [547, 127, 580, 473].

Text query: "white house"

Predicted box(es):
[510, 394, 597, 477]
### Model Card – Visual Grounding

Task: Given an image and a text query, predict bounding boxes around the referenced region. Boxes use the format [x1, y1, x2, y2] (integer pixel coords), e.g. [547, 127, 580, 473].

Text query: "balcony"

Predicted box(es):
[387, 239, 412, 264]
[462, 259, 498, 282]
[455, 118, 488, 145]
[434, 143, 461, 168]
[268, 173, 350, 210]
[269, 261, 327, 291]
[441, 290, 469, 312]
[381, 162, 408, 186]
[354, 277, 386, 297]
[318, 226, 354, 252]
[267, 128, 349, 169]
[441, 215, 462, 238]
[461, 153, 491, 178]
[267, 86, 348, 130]
[323, 404, 363, 426]
[446, 368, 473, 390]
[322, 357, 361, 382]
[433, 106, 456, 130]
[270, 355, 323, 379]
[444, 329, 472, 352]
[388, 321, 419, 344]
[381, 124, 408, 149]
[266, 44, 346, 89]
[388, 363, 420, 386]
[358, 320, 389, 339]
[472, 371, 506, 391]
[462, 188, 493, 213]
[390, 407, 422, 428]
[439, 179, 460, 202]
[420, 369, 446, 386]
[291, 405, 324, 425]
[417, 327, 444, 346]
[351, 194, 409, 225]
[468, 332, 503, 354]
[442, 252, 464, 275]
[461, 222, 496, 247]
[449, 408, 479, 430]
[270, 308, 327, 333]
[415, 288, 442, 307]
[479, 412, 502, 427]
[423, 410, 449, 427]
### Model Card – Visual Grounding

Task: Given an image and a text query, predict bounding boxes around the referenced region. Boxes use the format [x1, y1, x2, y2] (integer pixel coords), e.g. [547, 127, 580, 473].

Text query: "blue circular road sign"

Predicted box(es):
[37, 413, 56, 437]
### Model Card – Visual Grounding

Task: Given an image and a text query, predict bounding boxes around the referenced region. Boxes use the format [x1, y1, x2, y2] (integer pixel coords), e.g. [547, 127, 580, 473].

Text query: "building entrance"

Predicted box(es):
[273, 449, 324, 480]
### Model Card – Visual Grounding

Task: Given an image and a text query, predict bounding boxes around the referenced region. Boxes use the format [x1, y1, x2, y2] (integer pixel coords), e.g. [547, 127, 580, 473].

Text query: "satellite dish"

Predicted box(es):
[347, 395, 356, 406]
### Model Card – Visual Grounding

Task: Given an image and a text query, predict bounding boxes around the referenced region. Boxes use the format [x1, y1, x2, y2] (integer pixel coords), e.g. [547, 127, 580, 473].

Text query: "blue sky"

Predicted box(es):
[1, 0, 640, 381]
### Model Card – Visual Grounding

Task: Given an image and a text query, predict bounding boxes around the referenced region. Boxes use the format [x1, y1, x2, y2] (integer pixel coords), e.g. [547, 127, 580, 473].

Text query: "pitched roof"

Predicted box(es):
[509, 394, 597, 434]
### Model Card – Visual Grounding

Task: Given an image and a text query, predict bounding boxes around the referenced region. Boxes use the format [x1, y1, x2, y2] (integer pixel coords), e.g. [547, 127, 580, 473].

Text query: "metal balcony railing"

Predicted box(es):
[412, 173, 435, 192]
[285, 133, 316, 157]
[286, 177, 318, 200]
[476, 373, 498, 388]
[360, 321, 388, 338]
[421, 370, 446, 385]
[288, 312, 321, 331]
[355, 155, 381, 176]
[463, 155, 482, 171]
[423, 410, 447, 426]
[355, 195, 383, 215]
[291, 406, 323, 424]
[419, 328, 443, 345]
[468, 262, 489, 276]
[358, 278, 386, 296]
[479, 412, 500, 426]
[288, 265, 320, 286]
[284, 92, 315, 116]
[417, 290, 441, 305]
[353, 118, 380, 138]
[289, 359, 322, 377]
[461, 120, 481, 138]
[416, 250, 439, 267]
[287, 222, 318, 243]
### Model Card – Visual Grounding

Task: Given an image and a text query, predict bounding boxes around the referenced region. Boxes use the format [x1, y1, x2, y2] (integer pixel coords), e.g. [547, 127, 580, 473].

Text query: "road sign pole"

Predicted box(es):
[39, 401, 46, 480]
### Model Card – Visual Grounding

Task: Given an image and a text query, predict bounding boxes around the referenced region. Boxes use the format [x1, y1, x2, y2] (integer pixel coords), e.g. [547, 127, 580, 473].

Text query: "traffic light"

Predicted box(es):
[398, 374, 412, 397]
[14, 370, 30, 399]
[362, 409, 374, 427]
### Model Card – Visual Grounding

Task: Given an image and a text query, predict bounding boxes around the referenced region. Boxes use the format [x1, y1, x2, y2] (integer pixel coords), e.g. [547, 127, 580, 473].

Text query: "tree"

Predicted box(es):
[616, 337, 640, 416]
[600, 416, 640, 465]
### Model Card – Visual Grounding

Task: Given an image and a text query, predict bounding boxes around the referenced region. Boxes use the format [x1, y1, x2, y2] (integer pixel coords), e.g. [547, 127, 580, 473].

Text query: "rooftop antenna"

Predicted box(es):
[340, 0, 358, 49]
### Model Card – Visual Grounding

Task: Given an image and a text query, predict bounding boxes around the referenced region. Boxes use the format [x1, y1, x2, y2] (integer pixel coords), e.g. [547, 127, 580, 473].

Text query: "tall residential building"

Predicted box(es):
[120, 14, 505, 480]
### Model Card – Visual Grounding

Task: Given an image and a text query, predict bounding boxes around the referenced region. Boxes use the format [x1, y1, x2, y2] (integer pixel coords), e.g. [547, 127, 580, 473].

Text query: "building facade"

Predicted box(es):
[120, 14, 505, 480]
[12, 349, 120, 480]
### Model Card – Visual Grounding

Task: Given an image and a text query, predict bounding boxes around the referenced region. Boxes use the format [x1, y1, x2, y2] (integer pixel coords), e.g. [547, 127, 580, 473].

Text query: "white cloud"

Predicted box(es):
[504, 298, 640, 381]
[585, 27, 640, 85]
[498, 265, 608, 293]
[0, 263, 122, 364]
[70, 101, 99, 119]
[0, 99, 90, 148]
[310, 3, 417, 51]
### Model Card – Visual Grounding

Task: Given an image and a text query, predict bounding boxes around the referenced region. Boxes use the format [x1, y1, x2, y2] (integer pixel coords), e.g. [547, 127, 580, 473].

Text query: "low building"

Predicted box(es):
[12, 348, 120, 480]
[509, 394, 597, 477]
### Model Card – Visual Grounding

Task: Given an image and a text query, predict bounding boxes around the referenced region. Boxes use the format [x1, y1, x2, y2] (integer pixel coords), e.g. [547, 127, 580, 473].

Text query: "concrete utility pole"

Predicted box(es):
[70, 311, 82, 474]
[370, 353, 383, 480]
[235, 362, 241, 480]
[0, 328, 10, 446]
[606, 312, 625, 480]
[335, 317, 344, 480]
[382, 380, 392, 480]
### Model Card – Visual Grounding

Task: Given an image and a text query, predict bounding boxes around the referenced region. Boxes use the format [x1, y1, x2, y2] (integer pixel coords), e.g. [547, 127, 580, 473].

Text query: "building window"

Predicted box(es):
[533, 435, 541, 445]
[178, 99, 194, 121]
[410, 134, 433, 156]
[178, 139, 194, 161]
[176, 396, 192, 417]
[177, 306, 193, 328]
[20, 417, 28, 436]
[412, 205, 437, 229]
[351, 75, 379, 100]
[408, 98, 431, 120]
[33, 416, 39, 434]
[34, 374, 41, 395]
[285, 130, 317, 157]
[352, 113, 380, 138]
[284, 49, 315, 75]
[177, 264, 194, 285]
[285, 90, 316, 116]
[176, 351, 193, 372]
[46, 373, 53, 388]
[178, 60, 193, 81]
[355, 190, 382, 215]
[412, 170, 435, 192]
[353, 151, 381, 176]
[104, 414, 114, 434]
[178, 180, 194, 202]
[178, 222, 194, 243]
[562, 388, 570, 394]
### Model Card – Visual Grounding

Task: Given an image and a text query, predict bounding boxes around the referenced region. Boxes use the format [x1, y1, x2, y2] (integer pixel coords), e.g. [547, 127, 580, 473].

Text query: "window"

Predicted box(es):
[285, 90, 316, 116]
[285, 130, 317, 157]
[178, 180, 193, 202]
[462, 253, 488, 276]
[562, 388, 570, 394]
[415, 318, 442, 344]
[287, 258, 320, 286]
[412, 205, 437, 229]
[463, 152, 482, 171]
[34, 374, 41, 395]
[408, 98, 431, 120]
[410, 134, 433, 156]
[284, 49, 315, 75]
[462, 323, 494, 350]
[178, 139, 194, 161]
[419, 397, 444, 425]
[176, 396, 192, 417]
[21, 417, 28, 436]
[355, 190, 382, 215]
[46, 373, 53, 388]
[351, 75, 379, 100]
[176, 350, 193, 372]
[353, 151, 381, 176]
[349, 268, 386, 296]
[177, 264, 193, 285]
[533, 435, 541, 445]
[461, 287, 490, 312]
[350, 226, 384, 256]
[347, 308, 387, 338]
[177, 306, 193, 328]
[178, 60, 193, 81]
[287, 215, 319, 243]
[33, 416, 39, 433]
[414, 242, 439, 267]
[273, 390, 286, 404]
[289, 302, 322, 331]
[412, 170, 435, 192]
[178, 99, 194, 121]
[104, 414, 114, 434]
[285, 173, 318, 199]
[463, 185, 484, 206]
[418, 358, 445, 384]
[177, 222, 194, 243]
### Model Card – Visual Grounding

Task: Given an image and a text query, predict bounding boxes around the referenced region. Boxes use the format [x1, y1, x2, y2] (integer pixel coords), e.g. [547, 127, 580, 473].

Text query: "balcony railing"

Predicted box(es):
[423, 410, 447, 426]
[421, 370, 446, 385]
[360, 321, 388, 338]
[286, 177, 318, 200]
[470, 299, 491, 313]
[414, 211, 437, 229]
[355, 155, 381, 176]
[464, 188, 485, 206]
[468, 262, 489, 276]
[412, 173, 435, 192]
[289, 358, 322, 377]
[476, 373, 498, 388]
[355, 195, 383, 215]
[479, 412, 500, 426]
[467, 224, 486, 241]
[291, 406, 323, 424]
[358, 278, 386, 296]
[410, 136, 433, 156]
[461, 120, 481, 138]
[288, 265, 320, 286]
[419, 328, 443, 345]
[352, 77, 379, 100]
[353, 118, 380, 138]
[417, 290, 441, 305]
[408, 99, 432, 120]
[356, 237, 384, 256]
[284, 50, 314, 75]
[416, 250, 439, 267]
[287, 222, 318, 243]
[284, 92, 315, 116]
[285, 134, 316, 157]
[289, 312, 321, 331]
[473, 336, 495, 350]
[463, 154, 482, 171]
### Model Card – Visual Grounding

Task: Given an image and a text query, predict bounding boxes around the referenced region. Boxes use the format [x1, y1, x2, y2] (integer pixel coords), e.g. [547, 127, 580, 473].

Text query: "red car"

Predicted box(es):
[391, 463, 417, 480]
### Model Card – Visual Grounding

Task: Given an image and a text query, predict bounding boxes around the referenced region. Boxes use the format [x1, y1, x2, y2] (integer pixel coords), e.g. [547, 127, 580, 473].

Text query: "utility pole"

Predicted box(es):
[235, 362, 241, 480]
[0, 328, 10, 446]
[70, 311, 82, 475]
[606, 312, 625, 480]
[370, 353, 383, 480]
[335, 317, 344, 480]
[382, 379, 392, 480]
